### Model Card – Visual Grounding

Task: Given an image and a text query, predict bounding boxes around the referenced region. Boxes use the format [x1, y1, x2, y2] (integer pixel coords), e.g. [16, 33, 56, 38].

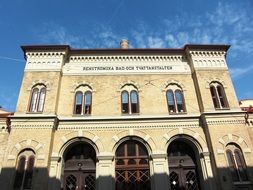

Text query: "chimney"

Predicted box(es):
[120, 39, 129, 49]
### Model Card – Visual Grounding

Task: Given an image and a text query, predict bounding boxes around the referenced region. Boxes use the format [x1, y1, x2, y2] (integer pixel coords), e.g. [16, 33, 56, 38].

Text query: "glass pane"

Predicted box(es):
[122, 91, 129, 113]
[76, 92, 82, 105]
[226, 150, 239, 181]
[130, 91, 138, 104]
[139, 159, 148, 165]
[167, 91, 175, 112]
[128, 159, 136, 165]
[14, 156, 26, 188]
[234, 151, 248, 181]
[127, 142, 136, 156]
[30, 88, 39, 112]
[84, 92, 92, 114]
[175, 90, 184, 112]
[217, 86, 227, 108]
[116, 159, 125, 165]
[131, 103, 138, 113]
[85, 92, 92, 105]
[131, 91, 139, 113]
[122, 91, 129, 103]
[116, 145, 125, 157]
[210, 86, 219, 108]
[37, 88, 46, 112]
[75, 92, 82, 114]
[24, 156, 35, 189]
[139, 144, 148, 156]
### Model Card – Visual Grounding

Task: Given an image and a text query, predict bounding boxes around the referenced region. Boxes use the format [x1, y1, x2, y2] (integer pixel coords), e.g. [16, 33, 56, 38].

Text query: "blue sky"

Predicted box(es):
[0, 0, 253, 111]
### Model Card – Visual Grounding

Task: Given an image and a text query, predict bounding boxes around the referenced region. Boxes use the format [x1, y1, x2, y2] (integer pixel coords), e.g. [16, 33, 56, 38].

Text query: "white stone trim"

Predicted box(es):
[69, 55, 183, 63]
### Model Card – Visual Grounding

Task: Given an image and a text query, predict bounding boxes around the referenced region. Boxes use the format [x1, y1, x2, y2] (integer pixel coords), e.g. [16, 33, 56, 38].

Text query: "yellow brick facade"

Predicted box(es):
[0, 44, 253, 190]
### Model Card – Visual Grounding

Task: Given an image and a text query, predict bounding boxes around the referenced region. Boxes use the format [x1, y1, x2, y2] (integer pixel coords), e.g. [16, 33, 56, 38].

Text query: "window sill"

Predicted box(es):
[169, 112, 187, 115]
[72, 114, 91, 117]
[121, 113, 140, 116]
[233, 181, 252, 185]
[215, 108, 230, 110]
[26, 112, 43, 114]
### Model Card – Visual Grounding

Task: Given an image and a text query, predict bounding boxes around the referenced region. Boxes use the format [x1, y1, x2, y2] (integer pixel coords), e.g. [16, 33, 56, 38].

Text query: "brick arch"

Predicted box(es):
[117, 80, 142, 92]
[217, 134, 251, 154]
[161, 80, 186, 91]
[205, 78, 227, 89]
[110, 129, 157, 154]
[9, 139, 45, 161]
[161, 128, 208, 153]
[71, 81, 95, 93]
[27, 80, 51, 91]
[58, 130, 104, 154]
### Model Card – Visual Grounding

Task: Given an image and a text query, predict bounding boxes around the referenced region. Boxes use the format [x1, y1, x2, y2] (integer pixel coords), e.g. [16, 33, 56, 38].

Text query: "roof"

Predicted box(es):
[0, 108, 14, 118]
[21, 44, 230, 55]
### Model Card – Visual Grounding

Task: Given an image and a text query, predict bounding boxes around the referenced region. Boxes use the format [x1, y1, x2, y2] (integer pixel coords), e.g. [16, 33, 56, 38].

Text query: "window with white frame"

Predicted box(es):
[121, 85, 139, 114]
[210, 82, 229, 109]
[166, 84, 186, 114]
[73, 85, 92, 115]
[29, 84, 46, 113]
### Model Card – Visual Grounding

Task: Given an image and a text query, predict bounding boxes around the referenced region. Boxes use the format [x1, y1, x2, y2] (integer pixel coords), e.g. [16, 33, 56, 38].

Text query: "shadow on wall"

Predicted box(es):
[0, 166, 253, 190]
[0, 167, 53, 190]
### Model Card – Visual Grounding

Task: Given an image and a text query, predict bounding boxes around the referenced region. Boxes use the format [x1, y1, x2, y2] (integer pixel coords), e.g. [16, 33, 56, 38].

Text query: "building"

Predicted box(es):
[240, 99, 253, 113]
[0, 40, 253, 190]
[0, 107, 13, 176]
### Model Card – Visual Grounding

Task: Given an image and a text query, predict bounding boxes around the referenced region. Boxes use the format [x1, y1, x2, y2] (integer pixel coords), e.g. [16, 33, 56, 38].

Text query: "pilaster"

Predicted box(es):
[151, 153, 169, 190]
[97, 154, 114, 190]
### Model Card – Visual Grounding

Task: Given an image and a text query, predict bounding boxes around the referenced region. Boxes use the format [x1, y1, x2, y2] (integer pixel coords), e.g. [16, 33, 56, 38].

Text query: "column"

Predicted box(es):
[151, 153, 170, 190]
[97, 154, 114, 190]
[48, 156, 61, 190]
[201, 152, 215, 190]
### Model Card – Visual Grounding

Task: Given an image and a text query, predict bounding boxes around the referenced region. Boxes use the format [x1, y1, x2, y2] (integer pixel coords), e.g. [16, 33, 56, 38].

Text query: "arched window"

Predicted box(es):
[115, 140, 150, 190]
[210, 82, 229, 109]
[84, 91, 92, 114]
[73, 85, 92, 115]
[29, 85, 46, 113]
[121, 87, 139, 114]
[226, 144, 248, 182]
[14, 150, 35, 190]
[166, 85, 186, 114]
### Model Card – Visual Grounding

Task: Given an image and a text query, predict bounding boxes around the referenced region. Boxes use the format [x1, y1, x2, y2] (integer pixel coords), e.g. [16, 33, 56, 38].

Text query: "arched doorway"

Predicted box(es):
[63, 142, 96, 190]
[115, 140, 151, 190]
[168, 139, 201, 190]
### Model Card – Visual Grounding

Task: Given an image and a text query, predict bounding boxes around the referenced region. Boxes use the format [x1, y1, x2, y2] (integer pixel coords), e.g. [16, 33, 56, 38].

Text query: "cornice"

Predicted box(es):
[68, 55, 184, 63]
[26, 52, 66, 59]
[57, 123, 201, 131]
[57, 114, 201, 122]
[188, 50, 226, 57]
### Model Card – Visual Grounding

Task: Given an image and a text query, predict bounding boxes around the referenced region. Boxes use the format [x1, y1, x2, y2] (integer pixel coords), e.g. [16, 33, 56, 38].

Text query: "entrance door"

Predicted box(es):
[169, 168, 199, 190]
[65, 171, 95, 190]
[63, 142, 96, 190]
[168, 140, 200, 190]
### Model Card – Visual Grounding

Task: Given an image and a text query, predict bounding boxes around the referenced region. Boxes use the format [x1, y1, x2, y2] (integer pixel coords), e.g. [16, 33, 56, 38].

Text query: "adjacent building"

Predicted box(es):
[0, 40, 253, 190]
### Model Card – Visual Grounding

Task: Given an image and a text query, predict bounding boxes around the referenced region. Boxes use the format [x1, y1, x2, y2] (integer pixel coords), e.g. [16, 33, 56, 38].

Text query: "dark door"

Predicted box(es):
[168, 140, 200, 190]
[65, 171, 95, 190]
[169, 167, 199, 190]
[63, 142, 96, 190]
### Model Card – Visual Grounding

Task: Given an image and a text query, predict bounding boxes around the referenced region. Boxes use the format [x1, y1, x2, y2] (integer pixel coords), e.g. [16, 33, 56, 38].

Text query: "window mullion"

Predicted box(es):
[35, 90, 41, 112]
[173, 91, 177, 113]
[81, 93, 84, 115]
[233, 152, 242, 181]
[21, 158, 28, 190]
[129, 92, 132, 114]
[215, 87, 221, 108]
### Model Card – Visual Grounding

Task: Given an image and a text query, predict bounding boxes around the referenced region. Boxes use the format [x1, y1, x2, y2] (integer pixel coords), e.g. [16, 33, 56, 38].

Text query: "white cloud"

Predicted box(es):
[147, 37, 164, 48]
[229, 65, 253, 79]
